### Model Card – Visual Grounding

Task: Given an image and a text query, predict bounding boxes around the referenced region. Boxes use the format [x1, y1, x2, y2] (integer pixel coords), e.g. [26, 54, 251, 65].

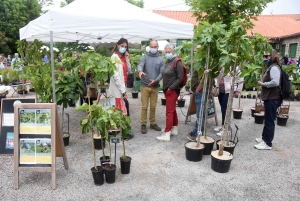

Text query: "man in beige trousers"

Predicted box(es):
[138, 40, 164, 134]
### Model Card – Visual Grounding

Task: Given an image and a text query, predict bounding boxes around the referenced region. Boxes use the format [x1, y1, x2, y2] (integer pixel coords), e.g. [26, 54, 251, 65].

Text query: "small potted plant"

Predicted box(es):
[177, 94, 186, 107]
[76, 102, 105, 186]
[232, 93, 243, 119]
[129, 54, 142, 98]
[247, 92, 251, 99]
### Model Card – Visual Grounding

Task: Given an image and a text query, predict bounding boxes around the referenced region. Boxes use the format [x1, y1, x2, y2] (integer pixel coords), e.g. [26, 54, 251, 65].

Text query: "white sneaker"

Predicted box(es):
[255, 137, 263, 143]
[170, 126, 178, 136]
[214, 127, 222, 132]
[216, 131, 223, 136]
[156, 131, 171, 142]
[162, 127, 178, 136]
[254, 141, 272, 150]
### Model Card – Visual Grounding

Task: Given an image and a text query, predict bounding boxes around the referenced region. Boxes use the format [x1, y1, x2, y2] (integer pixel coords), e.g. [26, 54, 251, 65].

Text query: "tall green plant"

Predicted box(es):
[76, 103, 132, 166]
[79, 51, 119, 86]
[17, 39, 54, 103]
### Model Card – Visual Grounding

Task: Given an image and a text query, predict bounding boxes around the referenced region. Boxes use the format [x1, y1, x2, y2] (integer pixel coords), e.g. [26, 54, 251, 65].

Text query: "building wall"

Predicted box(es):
[280, 35, 300, 60]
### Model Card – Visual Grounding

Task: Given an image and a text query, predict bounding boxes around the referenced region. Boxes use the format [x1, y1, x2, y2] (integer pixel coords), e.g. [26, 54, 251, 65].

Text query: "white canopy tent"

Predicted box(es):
[19, 0, 194, 102]
[20, 0, 194, 43]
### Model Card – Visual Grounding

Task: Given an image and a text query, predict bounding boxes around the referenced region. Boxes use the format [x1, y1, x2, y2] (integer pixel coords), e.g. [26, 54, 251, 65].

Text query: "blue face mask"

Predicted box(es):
[165, 53, 173, 60]
[264, 59, 271, 66]
[150, 48, 158, 54]
[119, 47, 126, 54]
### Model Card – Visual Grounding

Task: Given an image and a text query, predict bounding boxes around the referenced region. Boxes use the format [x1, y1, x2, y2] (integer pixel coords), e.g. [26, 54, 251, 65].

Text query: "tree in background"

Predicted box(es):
[60, 0, 74, 8]
[126, 0, 144, 8]
[0, 0, 49, 55]
[185, 0, 274, 28]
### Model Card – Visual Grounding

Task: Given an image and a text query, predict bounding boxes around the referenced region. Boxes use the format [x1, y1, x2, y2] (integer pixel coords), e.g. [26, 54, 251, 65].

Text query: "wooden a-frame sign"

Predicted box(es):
[14, 103, 68, 190]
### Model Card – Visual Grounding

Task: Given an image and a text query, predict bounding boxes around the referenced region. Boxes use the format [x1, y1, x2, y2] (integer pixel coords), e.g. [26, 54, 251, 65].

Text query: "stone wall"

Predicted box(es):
[280, 35, 300, 60]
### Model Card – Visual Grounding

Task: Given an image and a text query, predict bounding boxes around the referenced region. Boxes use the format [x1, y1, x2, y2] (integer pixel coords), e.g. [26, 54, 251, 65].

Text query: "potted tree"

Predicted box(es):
[56, 70, 84, 146]
[76, 102, 105, 186]
[232, 93, 243, 119]
[129, 54, 142, 98]
[184, 18, 271, 172]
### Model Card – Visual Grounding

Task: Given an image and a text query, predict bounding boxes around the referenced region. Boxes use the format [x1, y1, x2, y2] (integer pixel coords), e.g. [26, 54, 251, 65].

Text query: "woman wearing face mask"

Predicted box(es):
[108, 38, 134, 140]
[156, 43, 183, 142]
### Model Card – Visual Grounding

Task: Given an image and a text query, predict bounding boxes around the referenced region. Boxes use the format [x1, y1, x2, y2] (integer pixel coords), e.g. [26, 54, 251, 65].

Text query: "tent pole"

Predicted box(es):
[50, 31, 56, 103]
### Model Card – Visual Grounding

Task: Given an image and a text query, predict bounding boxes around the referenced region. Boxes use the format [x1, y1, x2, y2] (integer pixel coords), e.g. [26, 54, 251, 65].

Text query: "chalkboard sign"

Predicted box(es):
[14, 103, 68, 190]
[0, 98, 36, 155]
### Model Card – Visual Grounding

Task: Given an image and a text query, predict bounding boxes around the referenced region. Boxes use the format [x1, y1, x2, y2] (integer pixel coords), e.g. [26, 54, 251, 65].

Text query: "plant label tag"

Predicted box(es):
[111, 138, 120, 143]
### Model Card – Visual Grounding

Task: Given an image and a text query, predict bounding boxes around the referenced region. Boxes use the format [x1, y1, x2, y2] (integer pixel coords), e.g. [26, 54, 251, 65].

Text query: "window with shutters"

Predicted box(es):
[281, 44, 286, 57]
[289, 43, 297, 58]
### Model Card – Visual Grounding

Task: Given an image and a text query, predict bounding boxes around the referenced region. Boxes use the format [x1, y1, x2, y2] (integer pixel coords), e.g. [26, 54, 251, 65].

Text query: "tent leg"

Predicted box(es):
[50, 31, 56, 103]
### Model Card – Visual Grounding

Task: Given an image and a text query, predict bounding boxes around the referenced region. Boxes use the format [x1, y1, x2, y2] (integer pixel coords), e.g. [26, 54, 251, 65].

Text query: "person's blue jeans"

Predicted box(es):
[218, 92, 229, 126]
[262, 99, 281, 147]
[192, 91, 206, 136]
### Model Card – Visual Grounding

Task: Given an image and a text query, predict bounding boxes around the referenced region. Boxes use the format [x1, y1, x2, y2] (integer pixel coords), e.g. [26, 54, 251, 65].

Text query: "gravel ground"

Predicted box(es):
[1, 88, 300, 201]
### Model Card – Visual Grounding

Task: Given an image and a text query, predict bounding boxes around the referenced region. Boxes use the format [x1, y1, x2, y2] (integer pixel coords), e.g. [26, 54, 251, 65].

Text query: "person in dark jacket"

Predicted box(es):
[156, 43, 183, 142]
[255, 50, 282, 150]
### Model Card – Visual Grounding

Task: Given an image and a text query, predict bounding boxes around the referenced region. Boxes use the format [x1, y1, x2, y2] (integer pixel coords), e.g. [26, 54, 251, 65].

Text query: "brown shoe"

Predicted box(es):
[150, 124, 162, 131]
[141, 125, 147, 134]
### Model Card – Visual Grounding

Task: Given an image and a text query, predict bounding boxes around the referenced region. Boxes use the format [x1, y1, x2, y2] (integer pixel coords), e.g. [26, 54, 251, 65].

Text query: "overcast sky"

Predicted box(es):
[46, 0, 299, 14]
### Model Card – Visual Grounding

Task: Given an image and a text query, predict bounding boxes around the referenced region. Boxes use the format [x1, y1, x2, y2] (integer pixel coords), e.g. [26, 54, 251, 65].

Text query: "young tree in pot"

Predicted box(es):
[187, 20, 271, 172]
[232, 93, 243, 119]
[56, 69, 84, 145]
[76, 102, 105, 185]
[129, 54, 142, 97]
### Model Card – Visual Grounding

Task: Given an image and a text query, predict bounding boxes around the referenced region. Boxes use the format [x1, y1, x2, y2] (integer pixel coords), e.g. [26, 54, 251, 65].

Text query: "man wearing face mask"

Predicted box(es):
[138, 40, 164, 134]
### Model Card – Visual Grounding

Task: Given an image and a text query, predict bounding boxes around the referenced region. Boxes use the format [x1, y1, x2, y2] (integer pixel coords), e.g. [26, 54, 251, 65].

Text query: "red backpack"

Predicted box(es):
[174, 58, 188, 88]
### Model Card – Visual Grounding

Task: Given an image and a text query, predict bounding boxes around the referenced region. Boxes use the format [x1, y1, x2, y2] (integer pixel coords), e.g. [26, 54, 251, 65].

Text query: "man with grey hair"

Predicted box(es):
[138, 40, 164, 134]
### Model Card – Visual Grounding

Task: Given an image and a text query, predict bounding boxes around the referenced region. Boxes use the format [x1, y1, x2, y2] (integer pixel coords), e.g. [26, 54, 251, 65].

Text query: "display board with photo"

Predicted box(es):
[20, 138, 51, 164]
[19, 109, 51, 134]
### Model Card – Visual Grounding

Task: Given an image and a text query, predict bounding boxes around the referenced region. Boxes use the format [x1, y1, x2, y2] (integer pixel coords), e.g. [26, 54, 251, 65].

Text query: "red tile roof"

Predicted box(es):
[262, 14, 300, 21]
[153, 10, 300, 39]
[153, 10, 198, 26]
[249, 15, 300, 38]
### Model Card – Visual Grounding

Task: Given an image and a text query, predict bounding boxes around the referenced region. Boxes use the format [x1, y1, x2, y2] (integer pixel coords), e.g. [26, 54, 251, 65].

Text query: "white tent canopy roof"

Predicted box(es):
[20, 0, 194, 43]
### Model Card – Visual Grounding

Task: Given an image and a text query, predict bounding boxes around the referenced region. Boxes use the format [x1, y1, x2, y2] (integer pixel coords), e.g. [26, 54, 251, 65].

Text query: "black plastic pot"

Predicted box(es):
[247, 95, 251, 98]
[185, 142, 204, 162]
[120, 156, 131, 174]
[63, 133, 70, 146]
[94, 138, 105, 150]
[68, 100, 76, 107]
[132, 92, 139, 99]
[252, 95, 256, 99]
[277, 116, 288, 126]
[233, 109, 243, 119]
[91, 166, 105, 186]
[29, 88, 35, 92]
[104, 164, 116, 184]
[177, 99, 186, 107]
[100, 156, 110, 167]
[254, 114, 264, 124]
[201, 141, 214, 155]
[251, 108, 255, 117]
[161, 98, 166, 105]
[216, 140, 236, 155]
[211, 151, 233, 173]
